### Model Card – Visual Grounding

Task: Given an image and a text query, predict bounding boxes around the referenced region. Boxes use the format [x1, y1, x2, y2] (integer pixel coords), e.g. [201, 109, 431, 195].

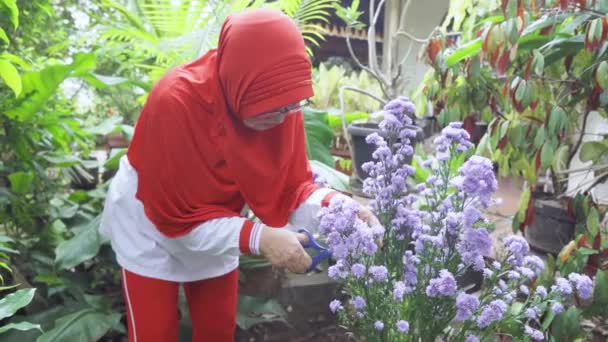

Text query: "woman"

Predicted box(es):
[100, 8, 377, 342]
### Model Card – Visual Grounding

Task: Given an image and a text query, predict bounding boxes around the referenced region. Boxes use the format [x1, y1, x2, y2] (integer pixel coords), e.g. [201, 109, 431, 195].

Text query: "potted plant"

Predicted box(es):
[417, 0, 608, 261]
[330, 0, 442, 196]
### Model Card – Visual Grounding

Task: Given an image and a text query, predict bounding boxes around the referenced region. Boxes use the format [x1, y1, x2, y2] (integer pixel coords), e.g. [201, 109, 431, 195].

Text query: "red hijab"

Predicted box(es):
[127, 9, 318, 237]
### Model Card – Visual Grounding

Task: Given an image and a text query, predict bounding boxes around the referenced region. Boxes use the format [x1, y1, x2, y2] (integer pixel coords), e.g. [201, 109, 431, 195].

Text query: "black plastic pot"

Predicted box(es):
[524, 196, 575, 255]
[418, 116, 441, 138]
[471, 121, 488, 144]
[347, 122, 424, 184]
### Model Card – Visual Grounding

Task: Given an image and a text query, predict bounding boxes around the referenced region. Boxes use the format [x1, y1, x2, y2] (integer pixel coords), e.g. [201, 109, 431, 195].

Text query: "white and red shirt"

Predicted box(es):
[99, 155, 342, 282]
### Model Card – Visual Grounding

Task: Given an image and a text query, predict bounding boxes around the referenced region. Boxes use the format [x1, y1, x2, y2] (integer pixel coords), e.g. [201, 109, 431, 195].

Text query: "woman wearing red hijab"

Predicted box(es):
[100, 8, 377, 342]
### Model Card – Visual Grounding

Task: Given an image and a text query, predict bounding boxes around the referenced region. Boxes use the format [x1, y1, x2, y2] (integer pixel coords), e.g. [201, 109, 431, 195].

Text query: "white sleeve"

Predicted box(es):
[285, 187, 351, 233]
[173, 217, 264, 256]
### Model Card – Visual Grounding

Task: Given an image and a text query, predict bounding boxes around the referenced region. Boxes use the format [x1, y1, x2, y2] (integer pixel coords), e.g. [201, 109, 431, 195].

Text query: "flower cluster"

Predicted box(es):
[319, 97, 595, 341]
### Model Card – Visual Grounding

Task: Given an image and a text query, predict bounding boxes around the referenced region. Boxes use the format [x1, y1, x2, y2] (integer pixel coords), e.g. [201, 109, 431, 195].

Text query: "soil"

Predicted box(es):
[236, 323, 357, 342]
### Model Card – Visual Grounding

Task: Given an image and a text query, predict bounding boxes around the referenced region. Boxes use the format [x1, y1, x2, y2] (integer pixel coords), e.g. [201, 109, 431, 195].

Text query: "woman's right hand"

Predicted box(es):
[258, 226, 311, 273]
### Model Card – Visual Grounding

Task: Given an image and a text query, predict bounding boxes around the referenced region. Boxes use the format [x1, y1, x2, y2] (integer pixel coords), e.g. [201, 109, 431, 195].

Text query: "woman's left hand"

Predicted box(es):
[356, 204, 383, 247]
[357, 204, 380, 227]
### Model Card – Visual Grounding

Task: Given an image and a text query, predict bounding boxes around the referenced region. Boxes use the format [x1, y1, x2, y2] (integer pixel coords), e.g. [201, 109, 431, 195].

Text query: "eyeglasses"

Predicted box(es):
[243, 99, 310, 131]
[253, 100, 310, 120]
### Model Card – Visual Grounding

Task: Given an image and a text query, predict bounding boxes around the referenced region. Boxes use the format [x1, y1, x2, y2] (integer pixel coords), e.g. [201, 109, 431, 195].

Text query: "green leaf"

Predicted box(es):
[537, 254, 556, 289]
[0, 322, 41, 335]
[85, 116, 123, 136]
[548, 107, 567, 134]
[68, 191, 90, 204]
[541, 141, 555, 170]
[0, 59, 21, 96]
[577, 247, 599, 256]
[0, 288, 36, 321]
[0, 235, 14, 243]
[552, 307, 582, 340]
[0, 0, 19, 29]
[8, 171, 34, 194]
[303, 107, 334, 167]
[310, 160, 349, 193]
[5, 53, 96, 121]
[542, 308, 556, 331]
[587, 207, 600, 237]
[82, 73, 129, 89]
[41, 153, 80, 167]
[0, 27, 8, 44]
[543, 35, 585, 66]
[55, 215, 107, 270]
[597, 60, 608, 90]
[103, 148, 126, 171]
[553, 145, 570, 172]
[534, 126, 546, 150]
[521, 80, 536, 109]
[326, 111, 369, 129]
[236, 295, 287, 330]
[580, 140, 608, 162]
[36, 309, 121, 342]
[515, 79, 527, 103]
[592, 271, 608, 309]
[533, 50, 545, 75]
[447, 39, 482, 66]
[560, 14, 592, 35]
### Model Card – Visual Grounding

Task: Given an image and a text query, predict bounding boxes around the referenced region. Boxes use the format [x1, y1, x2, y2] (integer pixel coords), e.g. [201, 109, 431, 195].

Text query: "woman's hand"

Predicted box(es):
[356, 203, 383, 248]
[259, 226, 311, 273]
[358, 204, 380, 227]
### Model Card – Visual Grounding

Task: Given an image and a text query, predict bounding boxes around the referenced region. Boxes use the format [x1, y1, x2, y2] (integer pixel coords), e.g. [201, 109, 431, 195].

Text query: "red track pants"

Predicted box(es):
[121, 268, 239, 342]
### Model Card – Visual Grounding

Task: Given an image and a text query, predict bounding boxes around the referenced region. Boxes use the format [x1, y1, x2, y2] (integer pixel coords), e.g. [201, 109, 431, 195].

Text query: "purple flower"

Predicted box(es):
[465, 334, 480, 342]
[524, 255, 545, 276]
[328, 265, 343, 280]
[455, 293, 480, 321]
[415, 234, 443, 252]
[374, 320, 384, 331]
[351, 296, 366, 310]
[525, 325, 544, 341]
[365, 133, 385, 146]
[477, 300, 507, 328]
[551, 277, 573, 296]
[507, 271, 521, 280]
[393, 281, 407, 301]
[483, 268, 494, 278]
[426, 270, 457, 297]
[536, 286, 547, 298]
[526, 307, 540, 320]
[520, 285, 530, 295]
[396, 320, 409, 333]
[519, 267, 536, 279]
[552, 302, 564, 314]
[568, 273, 593, 300]
[457, 227, 492, 271]
[503, 235, 530, 267]
[329, 299, 342, 313]
[456, 156, 497, 207]
[369, 265, 388, 282]
[445, 212, 461, 235]
[463, 206, 481, 229]
[351, 263, 366, 278]
[384, 97, 415, 119]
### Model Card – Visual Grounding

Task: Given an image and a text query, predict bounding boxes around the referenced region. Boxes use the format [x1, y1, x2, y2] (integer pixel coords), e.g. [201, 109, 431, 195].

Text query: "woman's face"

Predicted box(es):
[243, 101, 304, 131]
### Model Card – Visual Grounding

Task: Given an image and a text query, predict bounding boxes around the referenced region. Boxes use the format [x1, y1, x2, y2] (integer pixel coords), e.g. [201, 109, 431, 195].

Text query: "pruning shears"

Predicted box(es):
[298, 228, 332, 273]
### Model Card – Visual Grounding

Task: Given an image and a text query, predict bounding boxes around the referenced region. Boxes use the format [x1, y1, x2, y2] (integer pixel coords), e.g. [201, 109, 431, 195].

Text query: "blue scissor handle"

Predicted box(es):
[299, 229, 332, 273]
